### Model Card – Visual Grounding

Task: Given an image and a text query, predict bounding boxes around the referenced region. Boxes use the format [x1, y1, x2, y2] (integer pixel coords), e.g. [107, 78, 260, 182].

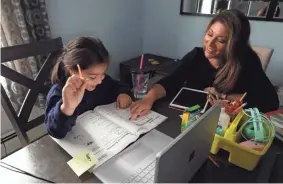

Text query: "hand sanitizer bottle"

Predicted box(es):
[217, 108, 230, 136]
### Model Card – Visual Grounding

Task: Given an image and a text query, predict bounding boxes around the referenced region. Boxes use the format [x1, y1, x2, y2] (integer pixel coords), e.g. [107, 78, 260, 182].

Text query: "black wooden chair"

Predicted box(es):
[1, 37, 63, 146]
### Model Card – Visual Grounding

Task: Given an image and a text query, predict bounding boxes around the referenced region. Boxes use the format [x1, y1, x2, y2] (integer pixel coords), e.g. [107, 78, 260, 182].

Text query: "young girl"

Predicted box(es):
[45, 37, 132, 139]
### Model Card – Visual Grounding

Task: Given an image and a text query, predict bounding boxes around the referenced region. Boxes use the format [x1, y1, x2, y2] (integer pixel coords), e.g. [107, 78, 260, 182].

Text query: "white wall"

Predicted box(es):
[142, 0, 283, 85]
[45, 0, 143, 78]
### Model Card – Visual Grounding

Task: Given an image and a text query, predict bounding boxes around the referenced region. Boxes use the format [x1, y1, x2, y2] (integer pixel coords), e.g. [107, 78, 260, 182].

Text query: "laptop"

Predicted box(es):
[94, 102, 221, 183]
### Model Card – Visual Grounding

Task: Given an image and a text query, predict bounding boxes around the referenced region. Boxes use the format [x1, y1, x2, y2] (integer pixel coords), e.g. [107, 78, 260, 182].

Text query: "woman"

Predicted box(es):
[130, 9, 279, 120]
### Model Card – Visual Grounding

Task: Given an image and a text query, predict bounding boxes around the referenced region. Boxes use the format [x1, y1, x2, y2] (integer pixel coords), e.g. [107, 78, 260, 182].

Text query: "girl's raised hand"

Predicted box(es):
[61, 75, 87, 116]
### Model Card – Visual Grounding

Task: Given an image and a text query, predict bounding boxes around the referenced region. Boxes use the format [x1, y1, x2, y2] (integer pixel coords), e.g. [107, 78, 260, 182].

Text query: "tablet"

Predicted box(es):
[169, 87, 209, 110]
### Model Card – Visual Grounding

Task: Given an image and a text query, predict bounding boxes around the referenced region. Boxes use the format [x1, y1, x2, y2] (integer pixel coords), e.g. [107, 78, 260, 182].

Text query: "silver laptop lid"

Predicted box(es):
[155, 102, 221, 183]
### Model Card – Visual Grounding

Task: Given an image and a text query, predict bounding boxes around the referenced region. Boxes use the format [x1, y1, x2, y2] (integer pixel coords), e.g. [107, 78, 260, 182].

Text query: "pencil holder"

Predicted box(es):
[210, 111, 274, 171]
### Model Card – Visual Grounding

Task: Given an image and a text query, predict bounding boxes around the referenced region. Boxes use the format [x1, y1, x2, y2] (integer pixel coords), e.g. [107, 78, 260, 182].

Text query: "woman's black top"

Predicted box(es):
[158, 47, 279, 113]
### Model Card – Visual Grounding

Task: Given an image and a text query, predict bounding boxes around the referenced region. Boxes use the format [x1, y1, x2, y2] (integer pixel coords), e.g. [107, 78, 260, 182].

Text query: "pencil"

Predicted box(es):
[240, 92, 247, 102]
[77, 64, 83, 78]
[208, 156, 219, 168]
[232, 102, 247, 114]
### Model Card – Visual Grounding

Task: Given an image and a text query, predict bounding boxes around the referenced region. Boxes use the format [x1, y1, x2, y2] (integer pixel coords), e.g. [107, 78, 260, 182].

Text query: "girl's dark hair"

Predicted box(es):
[206, 9, 257, 93]
[51, 37, 109, 84]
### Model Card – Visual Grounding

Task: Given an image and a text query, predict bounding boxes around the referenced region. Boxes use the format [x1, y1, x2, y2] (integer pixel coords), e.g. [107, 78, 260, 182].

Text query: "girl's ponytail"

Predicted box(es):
[50, 49, 68, 84]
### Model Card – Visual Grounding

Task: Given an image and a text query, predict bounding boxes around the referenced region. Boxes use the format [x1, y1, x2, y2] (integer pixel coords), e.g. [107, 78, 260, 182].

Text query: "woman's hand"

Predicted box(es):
[204, 87, 221, 99]
[116, 94, 132, 109]
[61, 75, 87, 116]
[130, 97, 154, 120]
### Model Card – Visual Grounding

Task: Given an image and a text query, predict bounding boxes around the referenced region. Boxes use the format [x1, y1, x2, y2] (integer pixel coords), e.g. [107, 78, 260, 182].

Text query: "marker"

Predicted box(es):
[181, 112, 190, 131]
[186, 104, 200, 112]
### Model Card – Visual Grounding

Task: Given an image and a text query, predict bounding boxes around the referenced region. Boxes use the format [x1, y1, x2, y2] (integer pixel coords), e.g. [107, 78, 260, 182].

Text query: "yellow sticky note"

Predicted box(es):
[67, 151, 97, 176]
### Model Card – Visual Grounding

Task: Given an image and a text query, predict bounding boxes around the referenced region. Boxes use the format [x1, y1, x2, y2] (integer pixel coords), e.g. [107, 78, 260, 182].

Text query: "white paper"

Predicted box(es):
[95, 103, 168, 135]
[52, 111, 138, 170]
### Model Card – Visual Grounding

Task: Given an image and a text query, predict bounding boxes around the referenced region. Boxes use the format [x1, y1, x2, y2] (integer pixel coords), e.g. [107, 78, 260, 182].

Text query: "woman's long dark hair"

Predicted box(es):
[51, 37, 109, 84]
[206, 9, 257, 93]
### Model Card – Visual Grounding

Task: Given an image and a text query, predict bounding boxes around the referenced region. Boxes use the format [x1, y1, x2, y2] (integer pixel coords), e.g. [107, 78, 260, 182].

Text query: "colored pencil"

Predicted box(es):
[240, 92, 247, 102]
[208, 156, 220, 168]
[232, 102, 248, 114]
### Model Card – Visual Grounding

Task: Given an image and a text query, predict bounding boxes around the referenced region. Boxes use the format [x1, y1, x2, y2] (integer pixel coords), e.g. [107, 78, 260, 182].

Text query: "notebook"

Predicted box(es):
[51, 102, 167, 171]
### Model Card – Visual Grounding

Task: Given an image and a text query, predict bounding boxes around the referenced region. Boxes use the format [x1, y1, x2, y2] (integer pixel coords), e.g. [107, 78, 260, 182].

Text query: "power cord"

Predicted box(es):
[0, 162, 55, 183]
[241, 109, 275, 143]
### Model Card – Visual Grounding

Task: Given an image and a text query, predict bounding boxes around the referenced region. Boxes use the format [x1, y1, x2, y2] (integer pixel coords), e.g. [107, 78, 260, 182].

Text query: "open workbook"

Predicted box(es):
[52, 102, 167, 171]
